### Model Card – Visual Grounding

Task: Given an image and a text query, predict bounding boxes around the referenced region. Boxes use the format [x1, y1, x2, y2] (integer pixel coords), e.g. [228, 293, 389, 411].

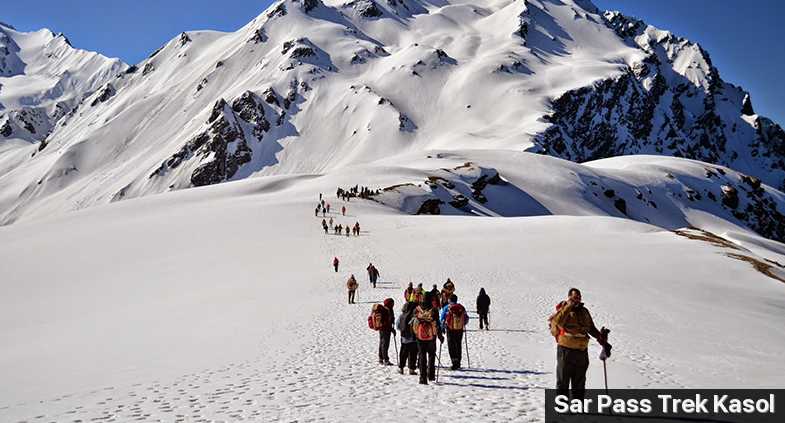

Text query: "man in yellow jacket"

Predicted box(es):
[550, 288, 610, 400]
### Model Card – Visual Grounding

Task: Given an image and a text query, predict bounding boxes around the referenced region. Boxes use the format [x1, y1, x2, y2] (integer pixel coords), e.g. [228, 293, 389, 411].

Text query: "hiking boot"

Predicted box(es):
[379, 359, 384, 365]
[409, 369, 417, 376]
[398, 367, 404, 375]
[419, 379, 428, 385]
[383, 360, 393, 366]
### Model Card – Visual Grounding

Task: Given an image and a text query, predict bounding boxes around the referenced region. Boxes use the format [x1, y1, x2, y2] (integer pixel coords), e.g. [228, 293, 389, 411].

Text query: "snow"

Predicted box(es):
[1, 170, 784, 421]
[0, 2, 784, 420]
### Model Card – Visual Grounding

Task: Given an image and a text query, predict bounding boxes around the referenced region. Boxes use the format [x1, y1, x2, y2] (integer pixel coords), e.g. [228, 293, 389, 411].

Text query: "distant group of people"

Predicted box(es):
[336, 185, 379, 201]
[316, 193, 359, 236]
[324, 219, 361, 236]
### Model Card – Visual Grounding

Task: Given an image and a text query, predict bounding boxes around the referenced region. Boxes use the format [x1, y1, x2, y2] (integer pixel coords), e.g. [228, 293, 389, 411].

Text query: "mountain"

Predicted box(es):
[0, 22, 126, 144]
[0, 0, 783, 244]
[533, 10, 785, 192]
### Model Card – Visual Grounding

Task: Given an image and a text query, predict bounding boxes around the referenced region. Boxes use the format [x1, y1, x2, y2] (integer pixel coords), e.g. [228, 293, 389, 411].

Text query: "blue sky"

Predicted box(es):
[2, 1, 783, 122]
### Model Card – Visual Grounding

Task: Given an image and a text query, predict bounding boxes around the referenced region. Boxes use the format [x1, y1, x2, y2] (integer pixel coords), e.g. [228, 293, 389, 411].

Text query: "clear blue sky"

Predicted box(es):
[2, 1, 783, 123]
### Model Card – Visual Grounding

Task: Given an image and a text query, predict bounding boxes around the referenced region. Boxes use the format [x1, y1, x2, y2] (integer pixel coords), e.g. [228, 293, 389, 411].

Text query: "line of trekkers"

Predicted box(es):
[363, 277, 492, 385]
[326, 192, 612, 397]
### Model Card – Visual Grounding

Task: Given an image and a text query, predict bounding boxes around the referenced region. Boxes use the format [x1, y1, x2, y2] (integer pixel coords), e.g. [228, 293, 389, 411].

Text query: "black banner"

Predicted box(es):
[545, 389, 784, 423]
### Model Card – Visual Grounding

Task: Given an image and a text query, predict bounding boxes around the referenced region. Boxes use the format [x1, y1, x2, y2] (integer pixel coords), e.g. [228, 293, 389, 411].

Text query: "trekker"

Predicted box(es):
[476, 288, 491, 330]
[342, 205, 346, 216]
[441, 278, 455, 306]
[329, 217, 333, 228]
[396, 302, 418, 375]
[326, 203, 331, 214]
[346, 274, 358, 304]
[404, 282, 415, 303]
[322, 220, 328, 234]
[367, 263, 380, 288]
[429, 284, 441, 308]
[441, 294, 469, 370]
[550, 288, 611, 400]
[345, 226, 350, 237]
[333, 257, 340, 273]
[315, 206, 320, 217]
[411, 292, 444, 385]
[319, 193, 322, 201]
[379, 298, 395, 365]
[415, 283, 425, 304]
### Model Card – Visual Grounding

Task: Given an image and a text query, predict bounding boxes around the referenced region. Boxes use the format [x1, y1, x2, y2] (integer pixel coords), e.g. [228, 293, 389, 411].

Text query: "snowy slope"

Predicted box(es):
[1, 171, 784, 422]
[1, 0, 782, 227]
[0, 22, 126, 143]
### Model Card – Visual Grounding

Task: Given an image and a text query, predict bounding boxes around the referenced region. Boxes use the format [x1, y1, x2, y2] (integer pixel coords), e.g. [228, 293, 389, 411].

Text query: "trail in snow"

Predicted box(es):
[2, 177, 784, 422]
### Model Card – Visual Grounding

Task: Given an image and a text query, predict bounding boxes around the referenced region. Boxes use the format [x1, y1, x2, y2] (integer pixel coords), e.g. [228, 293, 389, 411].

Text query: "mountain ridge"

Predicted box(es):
[0, 0, 782, 245]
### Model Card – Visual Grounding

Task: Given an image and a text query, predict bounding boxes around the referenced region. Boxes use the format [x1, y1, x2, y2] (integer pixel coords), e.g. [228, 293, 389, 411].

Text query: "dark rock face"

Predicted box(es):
[249, 28, 268, 44]
[416, 198, 442, 215]
[90, 84, 116, 107]
[267, 3, 288, 18]
[515, 5, 531, 43]
[449, 194, 469, 208]
[142, 63, 155, 76]
[614, 198, 627, 215]
[151, 91, 276, 186]
[0, 119, 11, 137]
[302, 0, 321, 13]
[352, 0, 383, 18]
[178, 32, 191, 47]
[533, 12, 785, 191]
[721, 185, 739, 209]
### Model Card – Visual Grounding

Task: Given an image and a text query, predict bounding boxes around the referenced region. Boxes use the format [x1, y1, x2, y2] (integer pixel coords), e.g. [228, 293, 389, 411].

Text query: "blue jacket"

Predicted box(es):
[440, 301, 469, 331]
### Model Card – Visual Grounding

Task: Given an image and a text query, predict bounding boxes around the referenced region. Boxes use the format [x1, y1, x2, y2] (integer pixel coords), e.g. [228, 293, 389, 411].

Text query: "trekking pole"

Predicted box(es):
[603, 359, 609, 394]
[464, 328, 470, 369]
[393, 332, 399, 368]
[436, 341, 443, 383]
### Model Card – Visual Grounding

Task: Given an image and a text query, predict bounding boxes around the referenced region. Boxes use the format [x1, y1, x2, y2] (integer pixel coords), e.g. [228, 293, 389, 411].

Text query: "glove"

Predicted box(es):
[599, 342, 612, 360]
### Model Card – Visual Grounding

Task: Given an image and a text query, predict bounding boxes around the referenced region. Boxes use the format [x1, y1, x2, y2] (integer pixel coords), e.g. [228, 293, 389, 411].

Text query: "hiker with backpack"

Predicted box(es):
[414, 283, 425, 304]
[322, 219, 328, 234]
[346, 274, 358, 304]
[411, 292, 444, 385]
[550, 288, 611, 400]
[367, 263, 380, 288]
[429, 284, 441, 308]
[441, 278, 455, 306]
[369, 298, 395, 365]
[396, 302, 418, 375]
[404, 282, 416, 303]
[441, 294, 469, 370]
[333, 257, 340, 273]
[476, 288, 491, 330]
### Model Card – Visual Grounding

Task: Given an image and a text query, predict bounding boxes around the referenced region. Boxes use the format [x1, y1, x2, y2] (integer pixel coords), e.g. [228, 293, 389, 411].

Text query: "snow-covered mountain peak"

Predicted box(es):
[0, 24, 126, 144]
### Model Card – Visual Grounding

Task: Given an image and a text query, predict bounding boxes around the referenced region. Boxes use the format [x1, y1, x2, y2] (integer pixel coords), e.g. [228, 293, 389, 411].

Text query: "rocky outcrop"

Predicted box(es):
[90, 84, 116, 107]
[533, 11, 785, 191]
[151, 92, 277, 187]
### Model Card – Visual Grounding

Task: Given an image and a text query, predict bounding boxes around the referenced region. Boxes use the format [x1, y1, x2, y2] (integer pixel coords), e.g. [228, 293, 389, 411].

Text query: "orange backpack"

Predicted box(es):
[412, 306, 437, 341]
[445, 303, 466, 331]
[368, 304, 385, 331]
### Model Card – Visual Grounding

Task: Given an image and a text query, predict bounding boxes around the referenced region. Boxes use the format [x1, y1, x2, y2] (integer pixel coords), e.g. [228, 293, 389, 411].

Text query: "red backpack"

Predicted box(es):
[412, 306, 437, 341]
[368, 304, 385, 331]
[445, 303, 467, 331]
